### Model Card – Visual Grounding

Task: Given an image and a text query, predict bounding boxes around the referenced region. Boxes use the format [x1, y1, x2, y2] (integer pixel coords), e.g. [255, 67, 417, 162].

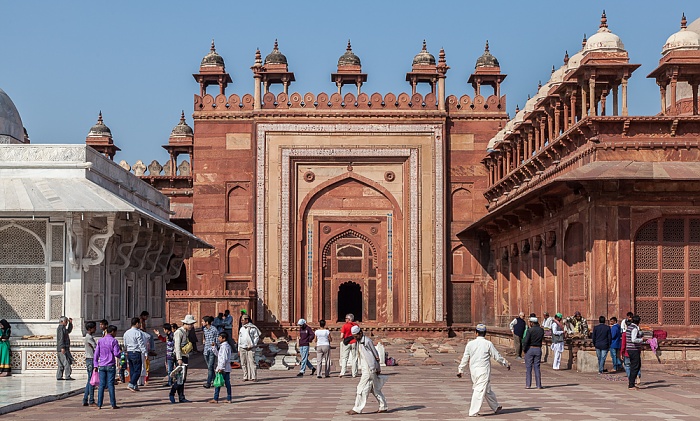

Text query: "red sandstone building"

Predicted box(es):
[101, 14, 700, 338]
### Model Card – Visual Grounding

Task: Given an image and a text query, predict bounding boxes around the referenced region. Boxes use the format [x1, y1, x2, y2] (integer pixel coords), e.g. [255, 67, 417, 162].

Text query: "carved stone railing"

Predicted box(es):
[193, 91, 506, 114]
[118, 159, 191, 177]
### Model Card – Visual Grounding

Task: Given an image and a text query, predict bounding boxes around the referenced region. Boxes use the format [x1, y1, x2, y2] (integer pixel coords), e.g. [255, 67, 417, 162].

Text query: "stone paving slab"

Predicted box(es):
[0, 373, 87, 415]
[3, 344, 700, 420]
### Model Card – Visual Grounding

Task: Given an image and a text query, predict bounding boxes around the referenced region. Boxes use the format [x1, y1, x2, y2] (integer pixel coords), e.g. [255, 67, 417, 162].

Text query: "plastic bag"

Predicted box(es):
[90, 370, 100, 387]
[213, 372, 225, 388]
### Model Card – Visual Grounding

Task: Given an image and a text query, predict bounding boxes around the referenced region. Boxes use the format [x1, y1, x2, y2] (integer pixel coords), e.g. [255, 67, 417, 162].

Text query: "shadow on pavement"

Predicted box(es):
[390, 405, 426, 412]
[544, 383, 580, 388]
[489, 407, 540, 415]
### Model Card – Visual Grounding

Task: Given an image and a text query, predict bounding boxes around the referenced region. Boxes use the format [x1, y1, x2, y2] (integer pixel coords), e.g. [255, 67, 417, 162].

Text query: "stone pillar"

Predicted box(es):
[563, 98, 569, 132]
[337, 82, 342, 95]
[357, 82, 362, 97]
[612, 85, 619, 116]
[438, 76, 446, 112]
[253, 75, 262, 110]
[589, 77, 596, 116]
[692, 82, 699, 116]
[570, 91, 577, 126]
[660, 83, 667, 116]
[283, 81, 289, 95]
[539, 117, 546, 149]
[581, 85, 587, 119]
[601, 89, 607, 116]
[621, 77, 629, 116]
[411, 81, 417, 95]
[554, 104, 561, 137]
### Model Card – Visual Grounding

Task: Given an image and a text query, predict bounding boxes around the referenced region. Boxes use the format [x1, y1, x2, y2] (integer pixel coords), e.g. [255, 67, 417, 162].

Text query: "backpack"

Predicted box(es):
[386, 357, 397, 366]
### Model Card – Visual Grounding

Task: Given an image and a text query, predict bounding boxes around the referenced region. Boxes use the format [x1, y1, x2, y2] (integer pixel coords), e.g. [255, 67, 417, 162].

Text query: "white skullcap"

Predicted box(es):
[529, 317, 538, 323]
[350, 325, 361, 334]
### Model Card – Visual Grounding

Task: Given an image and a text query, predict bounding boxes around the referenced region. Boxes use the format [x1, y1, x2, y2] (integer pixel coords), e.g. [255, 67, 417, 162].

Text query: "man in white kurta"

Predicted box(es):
[457, 324, 510, 417]
[347, 326, 388, 415]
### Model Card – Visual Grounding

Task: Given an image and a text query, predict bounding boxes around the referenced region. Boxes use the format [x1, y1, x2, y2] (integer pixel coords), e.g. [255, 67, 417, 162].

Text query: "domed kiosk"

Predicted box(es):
[0, 88, 26, 144]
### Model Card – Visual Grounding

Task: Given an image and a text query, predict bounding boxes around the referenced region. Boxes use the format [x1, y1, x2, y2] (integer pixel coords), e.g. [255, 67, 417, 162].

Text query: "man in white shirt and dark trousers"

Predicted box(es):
[457, 324, 510, 417]
[123, 317, 146, 392]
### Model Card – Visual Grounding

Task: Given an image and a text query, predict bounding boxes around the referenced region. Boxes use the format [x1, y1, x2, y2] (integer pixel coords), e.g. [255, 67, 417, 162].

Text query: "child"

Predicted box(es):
[154, 324, 175, 386]
[209, 332, 232, 404]
[118, 346, 127, 384]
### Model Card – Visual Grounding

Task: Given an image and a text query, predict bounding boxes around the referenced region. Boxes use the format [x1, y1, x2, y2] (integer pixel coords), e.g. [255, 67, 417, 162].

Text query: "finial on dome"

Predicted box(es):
[439, 47, 446, 62]
[600, 10, 608, 29]
[515, 104, 520, 113]
[582, 34, 587, 49]
[97, 110, 103, 123]
[422, 39, 427, 51]
[255, 48, 262, 62]
[346, 39, 352, 51]
[180, 110, 186, 124]
[210, 39, 216, 52]
[273, 39, 279, 50]
[551, 65, 555, 74]
[527, 94, 531, 100]
[538, 80, 542, 89]
[485, 40, 490, 52]
[681, 12, 687, 29]
[564, 50, 570, 65]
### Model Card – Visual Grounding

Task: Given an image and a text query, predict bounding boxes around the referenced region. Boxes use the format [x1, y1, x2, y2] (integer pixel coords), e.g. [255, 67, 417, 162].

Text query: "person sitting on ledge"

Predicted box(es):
[564, 311, 589, 338]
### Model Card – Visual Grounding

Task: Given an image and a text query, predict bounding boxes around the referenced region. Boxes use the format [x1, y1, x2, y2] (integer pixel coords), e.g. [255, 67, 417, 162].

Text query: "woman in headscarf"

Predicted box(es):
[0, 319, 11, 376]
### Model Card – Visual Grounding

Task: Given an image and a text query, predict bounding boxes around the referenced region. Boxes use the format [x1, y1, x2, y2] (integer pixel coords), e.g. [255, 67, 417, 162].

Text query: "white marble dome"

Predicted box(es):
[662, 15, 700, 55]
[0, 88, 24, 144]
[566, 50, 585, 73]
[513, 109, 526, 125]
[549, 65, 566, 85]
[584, 12, 625, 54]
[523, 96, 538, 113]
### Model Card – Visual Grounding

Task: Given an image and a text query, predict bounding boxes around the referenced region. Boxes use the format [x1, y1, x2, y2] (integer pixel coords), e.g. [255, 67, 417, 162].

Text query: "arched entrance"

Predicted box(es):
[338, 281, 362, 322]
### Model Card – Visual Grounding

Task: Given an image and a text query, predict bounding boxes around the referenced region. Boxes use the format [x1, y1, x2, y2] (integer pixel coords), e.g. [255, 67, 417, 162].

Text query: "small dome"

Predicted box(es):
[475, 41, 500, 68]
[523, 96, 538, 113]
[338, 40, 361, 66]
[201, 40, 225, 68]
[566, 48, 585, 73]
[0, 88, 24, 143]
[412, 40, 436, 66]
[513, 109, 526, 125]
[584, 12, 625, 54]
[550, 65, 566, 85]
[87, 112, 111, 137]
[171, 111, 193, 137]
[264, 40, 287, 65]
[662, 14, 700, 55]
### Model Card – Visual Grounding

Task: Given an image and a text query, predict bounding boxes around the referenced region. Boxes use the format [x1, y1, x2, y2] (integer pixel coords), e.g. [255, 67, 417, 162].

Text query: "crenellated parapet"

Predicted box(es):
[119, 159, 191, 177]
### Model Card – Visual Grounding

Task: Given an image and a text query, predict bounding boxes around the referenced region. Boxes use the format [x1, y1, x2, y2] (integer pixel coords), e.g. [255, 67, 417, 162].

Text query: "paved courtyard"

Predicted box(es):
[3, 343, 700, 420]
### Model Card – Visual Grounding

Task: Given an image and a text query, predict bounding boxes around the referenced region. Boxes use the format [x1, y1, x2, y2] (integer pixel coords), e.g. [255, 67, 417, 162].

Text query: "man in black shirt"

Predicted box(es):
[523, 317, 544, 389]
[591, 315, 612, 374]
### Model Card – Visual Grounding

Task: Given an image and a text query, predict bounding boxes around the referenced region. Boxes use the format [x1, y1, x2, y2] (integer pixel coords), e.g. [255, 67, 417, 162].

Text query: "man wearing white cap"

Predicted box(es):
[346, 325, 388, 415]
[523, 317, 544, 389]
[296, 319, 316, 377]
[457, 324, 510, 417]
[169, 314, 195, 403]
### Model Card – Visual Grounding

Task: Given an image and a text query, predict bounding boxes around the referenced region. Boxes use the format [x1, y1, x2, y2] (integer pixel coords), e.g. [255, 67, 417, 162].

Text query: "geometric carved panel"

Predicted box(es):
[635, 300, 659, 324]
[0, 225, 45, 265]
[662, 301, 685, 325]
[635, 272, 658, 297]
[690, 301, 700, 325]
[10, 351, 22, 369]
[451, 282, 472, 324]
[635, 245, 658, 270]
[662, 245, 684, 270]
[0, 267, 46, 319]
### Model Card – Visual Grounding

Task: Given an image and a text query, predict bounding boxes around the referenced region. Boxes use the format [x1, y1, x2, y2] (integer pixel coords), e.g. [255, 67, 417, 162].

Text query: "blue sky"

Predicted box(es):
[2, 1, 700, 166]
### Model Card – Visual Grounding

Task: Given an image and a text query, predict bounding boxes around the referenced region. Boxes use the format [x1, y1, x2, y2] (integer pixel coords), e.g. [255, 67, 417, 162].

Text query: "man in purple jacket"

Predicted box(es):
[93, 325, 122, 409]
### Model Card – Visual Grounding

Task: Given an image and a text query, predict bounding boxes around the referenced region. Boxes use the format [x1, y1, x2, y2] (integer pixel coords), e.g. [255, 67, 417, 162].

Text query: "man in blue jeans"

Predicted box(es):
[591, 315, 612, 374]
[93, 325, 121, 409]
[123, 317, 146, 391]
[609, 317, 622, 371]
[296, 319, 316, 377]
[82, 321, 97, 406]
[201, 316, 219, 388]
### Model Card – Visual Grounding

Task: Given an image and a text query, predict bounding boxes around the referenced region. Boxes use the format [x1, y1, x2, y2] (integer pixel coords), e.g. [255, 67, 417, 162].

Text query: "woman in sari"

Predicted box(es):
[0, 319, 11, 376]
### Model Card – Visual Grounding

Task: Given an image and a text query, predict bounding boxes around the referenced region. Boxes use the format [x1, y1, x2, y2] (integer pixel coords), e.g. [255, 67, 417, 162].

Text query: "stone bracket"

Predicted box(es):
[112, 220, 141, 271]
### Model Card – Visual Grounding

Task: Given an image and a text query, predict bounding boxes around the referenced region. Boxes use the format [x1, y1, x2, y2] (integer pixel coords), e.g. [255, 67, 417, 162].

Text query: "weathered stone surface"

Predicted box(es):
[577, 350, 599, 373]
[437, 344, 456, 353]
[412, 348, 430, 358]
[422, 357, 443, 366]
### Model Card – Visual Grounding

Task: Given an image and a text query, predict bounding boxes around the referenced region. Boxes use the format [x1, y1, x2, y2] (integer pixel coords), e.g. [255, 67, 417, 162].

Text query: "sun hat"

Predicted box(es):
[181, 315, 196, 325]
[350, 325, 361, 334]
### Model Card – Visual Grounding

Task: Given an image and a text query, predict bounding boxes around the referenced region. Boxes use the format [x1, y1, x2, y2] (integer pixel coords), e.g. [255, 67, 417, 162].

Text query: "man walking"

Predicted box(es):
[296, 319, 316, 377]
[457, 324, 510, 417]
[339, 313, 359, 377]
[626, 315, 645, 390]
[346, 326, 388, 415]
[523, 317, 544, 389]
[170, 315, 196, 403]
[238, 314, 261, 382]
[509, 312, 526, 360]
[123, 317, 146, 392]
[591, 316, 612, 374]
[93, 325, 121, 409]
[56, 316, 74, 380]
[82, 321, 97, 407]
[610, 317, 622, 372]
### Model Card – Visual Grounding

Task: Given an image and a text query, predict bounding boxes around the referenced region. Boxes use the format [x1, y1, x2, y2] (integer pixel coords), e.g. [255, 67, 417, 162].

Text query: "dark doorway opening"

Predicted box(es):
[337, 281, 362, 322]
